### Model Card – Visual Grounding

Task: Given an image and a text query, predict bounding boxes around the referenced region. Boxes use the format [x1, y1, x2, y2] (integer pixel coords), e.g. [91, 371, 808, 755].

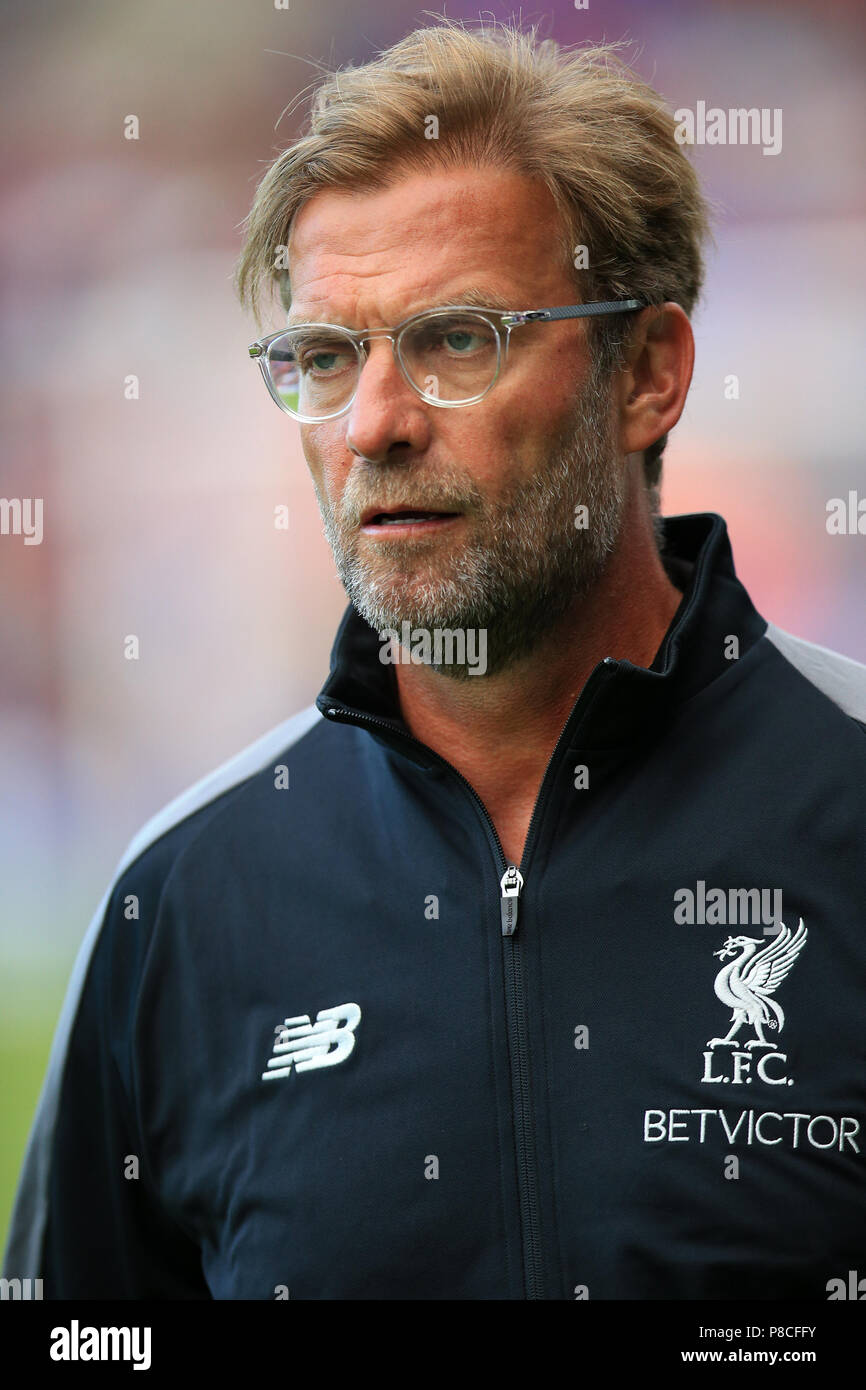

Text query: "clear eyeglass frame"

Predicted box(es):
[247, 298, 646, 423]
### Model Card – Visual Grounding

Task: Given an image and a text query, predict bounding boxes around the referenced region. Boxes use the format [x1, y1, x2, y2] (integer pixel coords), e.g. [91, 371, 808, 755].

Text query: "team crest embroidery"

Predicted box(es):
[700, 918, 807, 1087]
[262, 1002, 361, 1080]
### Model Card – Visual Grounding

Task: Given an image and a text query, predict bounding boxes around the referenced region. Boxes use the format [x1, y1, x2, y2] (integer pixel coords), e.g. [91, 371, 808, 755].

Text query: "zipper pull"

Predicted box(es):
[500, 864, 525, 936]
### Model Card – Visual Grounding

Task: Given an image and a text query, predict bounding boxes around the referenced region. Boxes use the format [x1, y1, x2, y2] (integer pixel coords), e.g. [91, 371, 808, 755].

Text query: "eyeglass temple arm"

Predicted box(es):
[503, 299, 645, 326]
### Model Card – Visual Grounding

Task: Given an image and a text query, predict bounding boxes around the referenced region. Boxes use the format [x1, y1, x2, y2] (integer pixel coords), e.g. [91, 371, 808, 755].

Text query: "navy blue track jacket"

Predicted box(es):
[4, 512, 866, 1300]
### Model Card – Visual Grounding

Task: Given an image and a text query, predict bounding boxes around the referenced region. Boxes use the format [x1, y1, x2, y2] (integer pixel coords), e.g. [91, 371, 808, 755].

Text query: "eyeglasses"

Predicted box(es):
[247, 298, 645, 422]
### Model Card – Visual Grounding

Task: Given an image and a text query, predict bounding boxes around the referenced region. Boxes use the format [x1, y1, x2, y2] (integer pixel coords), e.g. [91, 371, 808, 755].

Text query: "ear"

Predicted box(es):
[614, 303, 694, 457]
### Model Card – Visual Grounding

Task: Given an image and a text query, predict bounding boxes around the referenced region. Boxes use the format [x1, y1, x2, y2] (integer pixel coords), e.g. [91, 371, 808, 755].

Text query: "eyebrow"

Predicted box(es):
[445, 287, 516, 312]
[285, 286, 518, 328]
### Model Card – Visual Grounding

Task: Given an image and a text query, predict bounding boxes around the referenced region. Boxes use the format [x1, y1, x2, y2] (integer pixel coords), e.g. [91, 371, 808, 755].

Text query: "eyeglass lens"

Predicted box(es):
[266, 310, 501, 418]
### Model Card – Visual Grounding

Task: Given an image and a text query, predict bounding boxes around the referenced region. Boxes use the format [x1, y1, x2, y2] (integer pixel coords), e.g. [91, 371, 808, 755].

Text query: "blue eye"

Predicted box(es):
[299, 345, 353, 376]
[443, 330, 478, 353]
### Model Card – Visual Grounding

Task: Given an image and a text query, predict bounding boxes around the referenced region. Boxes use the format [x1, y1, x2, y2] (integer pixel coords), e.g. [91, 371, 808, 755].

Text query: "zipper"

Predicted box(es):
[500, 865, 524, 935]
[500, 885, 543, 1296]
[322, 657, 614, 1300]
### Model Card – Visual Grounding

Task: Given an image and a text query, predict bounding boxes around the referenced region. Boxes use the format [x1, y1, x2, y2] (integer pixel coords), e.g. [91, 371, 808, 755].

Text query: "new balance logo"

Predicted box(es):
[262, 1002, 361, 1080]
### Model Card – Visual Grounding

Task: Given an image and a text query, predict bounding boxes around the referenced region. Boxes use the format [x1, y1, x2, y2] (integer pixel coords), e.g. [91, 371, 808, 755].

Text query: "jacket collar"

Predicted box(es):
[316, 512, 767, 758]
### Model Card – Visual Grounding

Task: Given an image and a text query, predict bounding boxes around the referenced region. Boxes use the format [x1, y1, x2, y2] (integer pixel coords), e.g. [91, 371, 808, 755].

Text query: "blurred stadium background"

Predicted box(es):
[1, 0, 864, 1254]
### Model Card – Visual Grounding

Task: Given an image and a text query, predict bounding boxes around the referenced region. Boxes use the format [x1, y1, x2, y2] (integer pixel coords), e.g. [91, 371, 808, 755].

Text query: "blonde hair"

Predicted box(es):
[235, 18, 713, 493]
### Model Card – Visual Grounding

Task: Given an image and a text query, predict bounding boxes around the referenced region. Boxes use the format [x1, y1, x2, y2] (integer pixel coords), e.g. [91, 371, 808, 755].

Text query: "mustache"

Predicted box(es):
[336, 473, 484, 527]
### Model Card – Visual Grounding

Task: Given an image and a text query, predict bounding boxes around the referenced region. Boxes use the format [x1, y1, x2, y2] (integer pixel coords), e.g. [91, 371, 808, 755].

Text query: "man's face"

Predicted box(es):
[288, 166, 627, 675]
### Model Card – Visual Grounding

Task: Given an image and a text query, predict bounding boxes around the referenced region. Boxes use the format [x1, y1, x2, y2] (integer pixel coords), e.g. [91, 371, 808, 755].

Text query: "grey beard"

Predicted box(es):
[315, 364, 625, 679]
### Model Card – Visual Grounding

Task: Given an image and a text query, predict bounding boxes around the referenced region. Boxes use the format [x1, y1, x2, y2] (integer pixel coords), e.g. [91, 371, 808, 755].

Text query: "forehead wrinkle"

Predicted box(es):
[286, 284, 519, 329]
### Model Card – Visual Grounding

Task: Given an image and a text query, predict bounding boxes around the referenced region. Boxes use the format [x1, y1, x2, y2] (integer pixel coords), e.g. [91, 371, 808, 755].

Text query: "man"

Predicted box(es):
[5, 21, 865, 1301]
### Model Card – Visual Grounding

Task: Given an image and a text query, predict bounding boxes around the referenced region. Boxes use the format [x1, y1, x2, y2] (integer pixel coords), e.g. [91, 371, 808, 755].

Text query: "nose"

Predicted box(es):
[343, 338, 432, 463]
[347, 442, 380, 464]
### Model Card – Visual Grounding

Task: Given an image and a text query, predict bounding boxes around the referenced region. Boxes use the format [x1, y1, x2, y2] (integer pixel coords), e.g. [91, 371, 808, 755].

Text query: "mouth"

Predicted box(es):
[360, 506, 461, 534]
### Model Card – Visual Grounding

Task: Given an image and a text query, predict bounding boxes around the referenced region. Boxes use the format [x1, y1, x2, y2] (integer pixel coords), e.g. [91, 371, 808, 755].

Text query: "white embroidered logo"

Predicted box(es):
[700, 918, 807, 1087]
[262, 1002, 361, 1081]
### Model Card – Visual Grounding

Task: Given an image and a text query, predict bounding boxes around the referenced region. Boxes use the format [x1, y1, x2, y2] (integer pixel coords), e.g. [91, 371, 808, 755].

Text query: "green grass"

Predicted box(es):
[0, 971, 70, 1259]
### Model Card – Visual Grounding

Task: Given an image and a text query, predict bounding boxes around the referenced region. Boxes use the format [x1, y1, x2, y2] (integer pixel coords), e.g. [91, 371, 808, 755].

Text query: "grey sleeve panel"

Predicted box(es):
[1, 703, 323, 1282]
[764, 622, 866, 724]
